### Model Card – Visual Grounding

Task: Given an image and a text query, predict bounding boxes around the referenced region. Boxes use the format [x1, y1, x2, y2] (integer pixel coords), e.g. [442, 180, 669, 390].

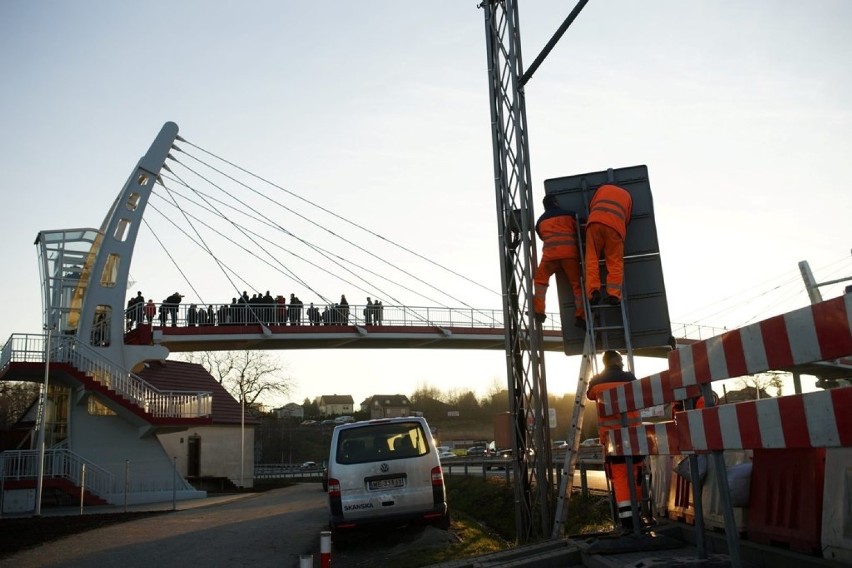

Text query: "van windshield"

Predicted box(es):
[337, 422, 429, 464]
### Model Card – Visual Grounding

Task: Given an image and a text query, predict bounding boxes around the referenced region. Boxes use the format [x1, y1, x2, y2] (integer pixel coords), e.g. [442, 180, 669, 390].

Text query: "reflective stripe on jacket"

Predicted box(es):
[536, 209, 579, 260]
[587, 184, 632, 240]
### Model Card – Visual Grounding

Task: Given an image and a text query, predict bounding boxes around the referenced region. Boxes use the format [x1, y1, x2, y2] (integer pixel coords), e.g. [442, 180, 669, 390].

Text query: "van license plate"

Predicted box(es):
[368, 477, 404, 490]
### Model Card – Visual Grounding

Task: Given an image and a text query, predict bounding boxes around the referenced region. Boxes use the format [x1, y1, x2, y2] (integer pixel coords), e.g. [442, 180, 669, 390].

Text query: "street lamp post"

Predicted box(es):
[240, 384, 245, 489]
[34, 328, 54, 516]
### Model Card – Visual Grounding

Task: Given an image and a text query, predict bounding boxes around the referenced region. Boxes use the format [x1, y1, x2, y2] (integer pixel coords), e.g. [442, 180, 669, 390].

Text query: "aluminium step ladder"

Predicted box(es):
[551, 217, 643, 538]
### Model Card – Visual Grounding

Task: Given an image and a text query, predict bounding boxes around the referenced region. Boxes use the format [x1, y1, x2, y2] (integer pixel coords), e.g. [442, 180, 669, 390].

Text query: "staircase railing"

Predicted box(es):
[1, 448, 115, 498]
[1, 333, 211, 419]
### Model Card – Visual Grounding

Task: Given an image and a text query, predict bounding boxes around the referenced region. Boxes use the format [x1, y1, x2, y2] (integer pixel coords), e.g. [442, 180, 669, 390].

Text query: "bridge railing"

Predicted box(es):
[126, 302, 564, 331]
[1, 333, 212, 419]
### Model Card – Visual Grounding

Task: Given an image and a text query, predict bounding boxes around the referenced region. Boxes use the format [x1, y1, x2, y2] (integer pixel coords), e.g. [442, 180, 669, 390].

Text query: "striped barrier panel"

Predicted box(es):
[607, 386, 852, 455]
[593, 291, 852, 561]
[598, 292, 852, 455]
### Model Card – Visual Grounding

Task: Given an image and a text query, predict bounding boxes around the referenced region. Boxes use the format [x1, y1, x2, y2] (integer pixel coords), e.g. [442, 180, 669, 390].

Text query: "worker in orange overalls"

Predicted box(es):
[533, 194, 585, 328]
[587, 349, 644, 529]
[584, 184, 633, 306]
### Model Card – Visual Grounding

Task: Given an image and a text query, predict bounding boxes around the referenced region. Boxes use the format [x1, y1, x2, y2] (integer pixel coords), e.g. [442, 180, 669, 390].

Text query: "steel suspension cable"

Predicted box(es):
[144, 201, 275, 295]
[174, 138, 501, 302]
[170, 146, 469, 309]
[162, 159, 411, 306]
[140, 213, 205, 304]
[150, 184, 412, 307]
[161, 162, 319, 301]
[154, 175, 449, 308]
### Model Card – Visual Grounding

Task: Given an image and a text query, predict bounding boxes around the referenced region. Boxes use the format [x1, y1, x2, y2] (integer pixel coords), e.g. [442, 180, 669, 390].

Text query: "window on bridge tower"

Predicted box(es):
[100, 253, 120, 287]
[91, 305, 111, 347]
[125, 191, 140, 211]
[113, 219, 130, 242]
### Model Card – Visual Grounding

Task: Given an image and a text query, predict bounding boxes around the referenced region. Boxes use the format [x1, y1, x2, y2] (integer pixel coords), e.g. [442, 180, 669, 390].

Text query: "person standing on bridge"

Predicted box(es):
[144, 299, 156, 325]
[364, 297, 373, 325]
[339, 294, 349, 324]
[585, 184, 633, 306]
[533, 194, 585, 328]
[587, 349, 644, 530]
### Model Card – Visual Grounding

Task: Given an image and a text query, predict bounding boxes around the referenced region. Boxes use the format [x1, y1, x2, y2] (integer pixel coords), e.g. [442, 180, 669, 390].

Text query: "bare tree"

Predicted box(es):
[0, 382, 40, 429]
[181, 351, 294, 407]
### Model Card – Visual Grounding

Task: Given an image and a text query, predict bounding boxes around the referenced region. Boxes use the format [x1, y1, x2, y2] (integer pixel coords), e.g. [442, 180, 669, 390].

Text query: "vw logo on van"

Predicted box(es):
[380, 463, 389, 472]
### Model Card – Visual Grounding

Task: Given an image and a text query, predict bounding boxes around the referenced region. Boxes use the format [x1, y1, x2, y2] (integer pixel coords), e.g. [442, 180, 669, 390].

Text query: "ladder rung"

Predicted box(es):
[593, 325, 625, 331]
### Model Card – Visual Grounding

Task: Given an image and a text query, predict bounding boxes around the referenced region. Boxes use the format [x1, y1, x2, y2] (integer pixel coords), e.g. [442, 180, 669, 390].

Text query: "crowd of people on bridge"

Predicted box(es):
[125, 291, 385, 330]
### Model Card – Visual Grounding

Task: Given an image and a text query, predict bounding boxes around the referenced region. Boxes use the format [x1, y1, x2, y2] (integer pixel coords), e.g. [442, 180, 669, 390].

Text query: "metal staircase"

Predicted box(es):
[1, 334, 212, 422]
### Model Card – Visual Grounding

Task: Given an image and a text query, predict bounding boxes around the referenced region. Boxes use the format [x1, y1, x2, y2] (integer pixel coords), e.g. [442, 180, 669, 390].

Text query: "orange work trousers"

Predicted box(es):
[533, 257, 584, 319]
[606, 457, 644, 527]
[585, 222, 624, 301]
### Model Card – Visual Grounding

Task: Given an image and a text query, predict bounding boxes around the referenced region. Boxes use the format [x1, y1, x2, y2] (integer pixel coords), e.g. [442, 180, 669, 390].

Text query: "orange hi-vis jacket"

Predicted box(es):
[587, 366, 642, 435]
[536, 209, 579, 260]
[587, 184, 632, 240]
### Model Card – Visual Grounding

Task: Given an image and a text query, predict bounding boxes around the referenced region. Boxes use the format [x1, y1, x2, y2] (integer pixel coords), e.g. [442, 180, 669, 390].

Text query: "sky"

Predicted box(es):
[1, 1, 851, 411]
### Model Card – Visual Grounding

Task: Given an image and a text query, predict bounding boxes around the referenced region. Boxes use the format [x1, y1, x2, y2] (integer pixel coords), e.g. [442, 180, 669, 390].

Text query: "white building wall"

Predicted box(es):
[159, 424, 255, 489]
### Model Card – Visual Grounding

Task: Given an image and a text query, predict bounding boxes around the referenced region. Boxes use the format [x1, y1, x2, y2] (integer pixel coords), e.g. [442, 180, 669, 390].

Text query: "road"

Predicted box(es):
[4, 484, 456, 568]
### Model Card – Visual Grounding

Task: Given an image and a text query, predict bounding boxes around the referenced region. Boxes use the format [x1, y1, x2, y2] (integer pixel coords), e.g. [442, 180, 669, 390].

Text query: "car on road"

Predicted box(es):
[552, 440, 569, 450]
[301, 461, 318, 469]
[439, 451, 456, 460]
[300, 420, 318, 426]
[581, 437, 601, 447]
[327, 416, 449, 534]
[465, 446, 490, 457]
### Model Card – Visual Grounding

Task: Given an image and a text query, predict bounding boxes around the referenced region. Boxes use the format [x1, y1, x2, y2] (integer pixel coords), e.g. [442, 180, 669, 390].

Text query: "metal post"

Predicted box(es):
[79, 463, 86, 515]
[173, 456, 178, 510]
[701, 385, 742, 567]
[240, 386, 245, 488]
[34, 328, 53, 516]
[124, 460, 130, 512]
[0, 454, 5, 519]
[687, 454, 707, 558]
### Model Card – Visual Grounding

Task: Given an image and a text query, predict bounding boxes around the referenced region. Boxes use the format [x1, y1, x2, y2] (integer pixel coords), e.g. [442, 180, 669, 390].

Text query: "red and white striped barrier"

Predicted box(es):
[598, 293, 852, 442]
[607, 386, 852, 455]
[320, 530, 332, 568]
[594, 291, 852, 563]
[669, 294, 852, 389]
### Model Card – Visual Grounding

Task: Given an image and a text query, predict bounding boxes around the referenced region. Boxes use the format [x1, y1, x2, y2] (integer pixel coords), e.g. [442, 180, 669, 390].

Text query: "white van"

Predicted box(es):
[327, 416, 449, 533]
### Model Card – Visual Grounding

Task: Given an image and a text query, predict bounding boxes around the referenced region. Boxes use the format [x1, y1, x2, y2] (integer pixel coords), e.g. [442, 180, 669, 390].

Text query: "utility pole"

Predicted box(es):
[480, 0, 589, 541]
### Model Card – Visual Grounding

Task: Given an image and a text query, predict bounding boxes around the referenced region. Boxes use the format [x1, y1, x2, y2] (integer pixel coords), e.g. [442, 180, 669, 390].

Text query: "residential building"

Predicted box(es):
[362, 394, 411, 419]
[318, 395, 354, 416]
[274, 402, 304, 419]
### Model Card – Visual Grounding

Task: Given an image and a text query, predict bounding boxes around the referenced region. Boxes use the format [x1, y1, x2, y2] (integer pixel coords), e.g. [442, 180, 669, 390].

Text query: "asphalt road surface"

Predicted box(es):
[4, 484, 456, 568]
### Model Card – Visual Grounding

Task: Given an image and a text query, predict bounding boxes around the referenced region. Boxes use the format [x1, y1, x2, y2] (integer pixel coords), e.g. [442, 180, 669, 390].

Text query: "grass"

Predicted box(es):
[388, 475, 614, 567]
